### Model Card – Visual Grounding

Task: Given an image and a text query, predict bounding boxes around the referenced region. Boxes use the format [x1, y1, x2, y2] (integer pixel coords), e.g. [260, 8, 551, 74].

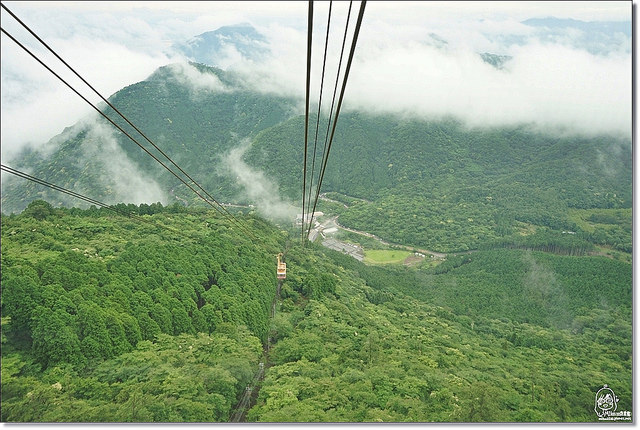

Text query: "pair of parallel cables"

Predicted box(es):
[300, 0, 366, 244]
[0, 3, 257, 240]
[0, 163, 188, 237]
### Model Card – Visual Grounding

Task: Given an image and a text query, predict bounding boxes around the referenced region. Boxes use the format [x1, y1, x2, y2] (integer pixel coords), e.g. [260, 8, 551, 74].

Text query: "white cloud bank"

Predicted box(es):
[78, 119, 167, 206]
[165, 62, 231, 96]
[232, 1, 632, 138]
[344, 36, 631, 136]
[1, 0, 632, 164]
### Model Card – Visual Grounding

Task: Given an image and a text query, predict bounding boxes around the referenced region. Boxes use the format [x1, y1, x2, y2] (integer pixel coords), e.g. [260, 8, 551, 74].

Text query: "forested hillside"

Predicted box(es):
[1, 63, 298, 214]
[246, 114, 631, 252]
[251, 246, 631, 422]
[2, 63, 631, 255]
[1, 201, 632, 422]
[1, 201, 281, 421]
[0, 55, 632, 423]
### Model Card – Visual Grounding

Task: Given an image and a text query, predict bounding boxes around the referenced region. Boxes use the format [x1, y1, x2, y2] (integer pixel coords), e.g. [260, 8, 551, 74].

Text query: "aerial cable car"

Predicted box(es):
[277, 253, 287, 280]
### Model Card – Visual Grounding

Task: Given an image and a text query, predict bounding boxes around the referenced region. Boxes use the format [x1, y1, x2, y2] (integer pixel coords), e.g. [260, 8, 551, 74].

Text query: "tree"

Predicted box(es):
[150, 303, 173, 334]
[135, 311, 161, 341]
[200, 304, 222, 334]
[172, 307, 194, 335]
[272, 332, 326, 364]
[119, 313, 142, 348]
[190, 309, 208, 334]
[77, 302, 112, 360]
[22, 200, 54, 220]
[105, 311, 132, 355]
[455, 382, 504, 422]
[31, 306, 84, 368]
[1, 265, 41, 335]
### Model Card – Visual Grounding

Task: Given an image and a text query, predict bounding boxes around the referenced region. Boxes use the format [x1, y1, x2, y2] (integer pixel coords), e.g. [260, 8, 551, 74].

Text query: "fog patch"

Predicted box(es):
[1, 1, 630, 163]
[165, 62, 233, 99]
[1, 19, 174, 161]
[220, 138, 298, 221]
[230, 23, 308, 101]
[79, 118, 167, 206]
[343, 39, 630, 138]
[522, 252, 570, 328]
[595, 138, 627, 178]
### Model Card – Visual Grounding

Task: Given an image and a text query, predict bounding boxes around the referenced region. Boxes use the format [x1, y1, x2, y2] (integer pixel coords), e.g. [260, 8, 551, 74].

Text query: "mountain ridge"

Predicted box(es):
[1, 61, 631, 254]
[172, 23, 270, 67]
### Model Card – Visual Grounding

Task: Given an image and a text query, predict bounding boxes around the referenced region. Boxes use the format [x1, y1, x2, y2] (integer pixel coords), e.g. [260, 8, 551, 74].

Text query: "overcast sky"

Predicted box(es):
[0, 1, 633, 161]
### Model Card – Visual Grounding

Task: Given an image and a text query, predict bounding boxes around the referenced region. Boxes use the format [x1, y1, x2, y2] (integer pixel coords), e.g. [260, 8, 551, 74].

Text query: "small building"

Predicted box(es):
[295, 211, 324, 225]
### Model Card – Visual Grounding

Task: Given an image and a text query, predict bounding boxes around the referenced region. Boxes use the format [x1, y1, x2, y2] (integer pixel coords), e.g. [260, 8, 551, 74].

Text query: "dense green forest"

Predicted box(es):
[252, 246, 631, 422]
[246, 114, 631, 253]
[0, 61, 632, 424]
[1, 201, 632, 422]
[1, 201, 279, 421]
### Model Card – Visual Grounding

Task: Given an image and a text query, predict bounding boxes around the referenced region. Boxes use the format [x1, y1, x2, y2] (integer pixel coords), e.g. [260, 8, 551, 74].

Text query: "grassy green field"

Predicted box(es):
[567, 208, 631, 232]
[363, 249, 412, 265]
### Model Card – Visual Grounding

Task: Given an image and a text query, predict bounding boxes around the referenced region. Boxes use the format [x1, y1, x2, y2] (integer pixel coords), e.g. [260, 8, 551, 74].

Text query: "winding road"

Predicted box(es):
[318, 192, 446, 259]
[333, 217, 447, 259]
[314, 213, 446, 260]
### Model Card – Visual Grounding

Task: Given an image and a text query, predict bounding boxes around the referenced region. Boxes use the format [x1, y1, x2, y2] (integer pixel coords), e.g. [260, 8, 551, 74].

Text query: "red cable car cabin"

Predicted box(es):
[277, 253, 286, 280]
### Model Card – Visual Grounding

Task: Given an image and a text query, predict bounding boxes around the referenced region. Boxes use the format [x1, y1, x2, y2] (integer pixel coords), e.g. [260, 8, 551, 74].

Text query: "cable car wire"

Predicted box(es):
[306, 0, 366, 240]
[1, 164, 239, 244]
[318, 0, 352, 180]
[0, 25, 257, 240]
[305, 1, 352, 241]
[301, 0, 314, 244]
[1, 164, 171, 230]
[305, 1, 333, 227]
[0, 3, 245, 234]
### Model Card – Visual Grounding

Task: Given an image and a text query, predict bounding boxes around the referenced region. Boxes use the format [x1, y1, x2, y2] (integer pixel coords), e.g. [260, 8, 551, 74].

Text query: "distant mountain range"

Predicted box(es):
[489, 16, 631, 56]
[171, 17, 629, 72]
[0, 18, 631, 425]
[172, 23, 270, 67]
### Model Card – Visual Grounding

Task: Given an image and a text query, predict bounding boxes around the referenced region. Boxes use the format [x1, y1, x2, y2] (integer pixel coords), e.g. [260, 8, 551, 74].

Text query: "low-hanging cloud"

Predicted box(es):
[232, 9, 631, 138]
[78, 117, 167, 206]
[1, 0, 631, 166]
[0, 34, 175, 162]
[220, 138, 298, 222]
[345, 38, 631, 137]
[522, 251, 571, 328]
[0, 2, 180, 162]
[165, 62, 231, 96]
